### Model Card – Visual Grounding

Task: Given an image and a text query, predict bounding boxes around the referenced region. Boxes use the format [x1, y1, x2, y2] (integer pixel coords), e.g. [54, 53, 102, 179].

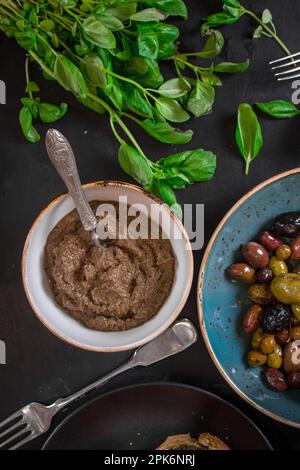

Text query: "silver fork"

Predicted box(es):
[270, 52, 300, 81]
[0, 319, 197, 450]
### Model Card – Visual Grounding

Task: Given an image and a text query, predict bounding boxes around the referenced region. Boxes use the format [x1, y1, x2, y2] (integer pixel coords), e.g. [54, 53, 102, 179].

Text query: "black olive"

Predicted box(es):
[272, 212, 300, 238]
[260, 303, 291, 334]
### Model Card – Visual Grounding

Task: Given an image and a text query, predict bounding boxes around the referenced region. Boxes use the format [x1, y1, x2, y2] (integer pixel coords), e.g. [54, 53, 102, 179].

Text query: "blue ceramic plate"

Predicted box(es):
[198, 169, 300, 428]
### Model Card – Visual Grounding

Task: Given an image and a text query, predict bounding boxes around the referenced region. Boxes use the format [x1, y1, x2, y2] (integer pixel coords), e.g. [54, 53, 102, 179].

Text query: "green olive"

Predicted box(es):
[248, 283, 274, 305]
[268, 353, 283, 369]
[252, 328, 264, 349]
[260, 336, 276, 354]
[271, 274, 300, 305]
[247, 350, 267, 367]
[276, 244, 291, 261]
[292, 304, 300, 321]
[269, 256, 288, 276]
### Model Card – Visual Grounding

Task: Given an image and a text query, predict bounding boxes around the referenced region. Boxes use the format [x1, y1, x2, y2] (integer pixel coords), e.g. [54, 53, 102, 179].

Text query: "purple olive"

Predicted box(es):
[256, 267, 273, 284]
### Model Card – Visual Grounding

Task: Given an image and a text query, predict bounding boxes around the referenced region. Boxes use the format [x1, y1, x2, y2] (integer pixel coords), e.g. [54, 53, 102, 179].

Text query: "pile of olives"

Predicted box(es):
[227, 212, 300, 392]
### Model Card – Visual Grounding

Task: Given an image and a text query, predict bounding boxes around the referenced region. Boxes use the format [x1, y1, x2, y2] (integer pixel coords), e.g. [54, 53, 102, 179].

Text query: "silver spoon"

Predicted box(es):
[0, 319, 198, 450]
[45, 129, 102, 248]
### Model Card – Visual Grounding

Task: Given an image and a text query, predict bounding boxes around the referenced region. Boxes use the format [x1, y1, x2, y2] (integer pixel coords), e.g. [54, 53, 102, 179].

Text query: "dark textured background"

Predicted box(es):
[1, 0, 300, 450]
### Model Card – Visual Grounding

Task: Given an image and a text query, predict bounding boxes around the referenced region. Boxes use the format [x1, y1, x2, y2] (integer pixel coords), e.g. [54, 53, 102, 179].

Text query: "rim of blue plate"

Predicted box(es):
[197, 167, 300, 428]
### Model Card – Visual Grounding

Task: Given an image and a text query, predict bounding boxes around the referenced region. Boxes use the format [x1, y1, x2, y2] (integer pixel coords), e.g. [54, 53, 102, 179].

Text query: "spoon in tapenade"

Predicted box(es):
[45, 129, 103, 248]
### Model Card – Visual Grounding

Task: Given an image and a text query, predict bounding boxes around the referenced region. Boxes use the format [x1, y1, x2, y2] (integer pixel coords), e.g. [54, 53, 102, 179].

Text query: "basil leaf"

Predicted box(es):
[21, 97, 40, 119]
[105, 2, 138, 21]
[202, 12, 239, 31]
[255, 101, 300, 119]
[213, 59, 249, 73]
[158, 148, 217, 183]
[118, 143, 153, 189]
[15, 29, 36, 49]
[25, 81, 40, 93]
[40, 19, 55, 32]
[143, 0, 188, 19]
[80, 54, 107, 88]
[197, 30, 224, 58]
[156, 97, 190, 123]
[130, 8, 168, 22]
[253, 26, 263, 39]
[39, 102, 68, 123]
[164, 173, 191, 189]
[224, 0, 242, 7]
[19, 106, 40, 143]
[200, 72, 222, 87]
[158, 78, 191, 99]
[82, 17, 116, 49]
[104, 80, 123, 111]
[54, 54, 88, 97]
[140, 119, 193, 144]
[137, 24, 159, 59]
[236, 103, 263, 175]
[187, 80, 215, 117]
[262, 9, 272, 24]
[95, 14, 124, 31]
[151, 180, 177, 206]
[120, 82, 153, 118]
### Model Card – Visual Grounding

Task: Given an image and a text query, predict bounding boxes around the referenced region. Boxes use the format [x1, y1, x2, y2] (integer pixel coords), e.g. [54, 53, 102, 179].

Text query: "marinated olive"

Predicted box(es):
[271, 273, 300, 304]
[292, 304, 300, 321]
[290, 237, 300, 260]
[291, 326, 300, 340]
[247, 350, 267, 367]
[267, 353, 283, 369]
[274, 343, 283, 357]
[252, 328, 264, 349]
[227, 263, 256, 284]
[260, 335, 276, 354]
[272, 212, 300, 238]
[248, 284, 274, 306]
[260, 303, 291, 334]
[283, 341, 300, 374]
[269, 256, 288, 277]
[276, 327, 291, 345]
[287, 372, 300, 390]
[243, 304, 262, 334]
[256, 267, 273, 284]
[276, 244, 291, 261]
[265, 368, 288, 392]
[259, 231, 282, 251]
[242, 242, 269, 269]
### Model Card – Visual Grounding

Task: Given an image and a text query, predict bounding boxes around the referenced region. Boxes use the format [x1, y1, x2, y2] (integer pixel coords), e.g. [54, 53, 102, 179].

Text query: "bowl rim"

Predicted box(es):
[197, 167, 300, 429]
[22, 180, 194, 353]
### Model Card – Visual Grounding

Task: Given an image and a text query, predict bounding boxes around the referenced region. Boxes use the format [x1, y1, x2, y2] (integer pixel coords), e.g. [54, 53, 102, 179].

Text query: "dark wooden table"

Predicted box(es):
[1, 0, 300, 450]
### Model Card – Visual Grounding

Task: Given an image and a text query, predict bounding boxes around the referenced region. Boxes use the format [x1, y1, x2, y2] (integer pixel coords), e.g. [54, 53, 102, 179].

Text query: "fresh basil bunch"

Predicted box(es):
[0, 0, 250, 213]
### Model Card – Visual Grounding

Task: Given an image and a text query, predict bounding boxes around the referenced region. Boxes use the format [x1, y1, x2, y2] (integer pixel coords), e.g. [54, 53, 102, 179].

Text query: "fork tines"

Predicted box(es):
[270, 52, 300, 81]
[0, 411, 33, 450]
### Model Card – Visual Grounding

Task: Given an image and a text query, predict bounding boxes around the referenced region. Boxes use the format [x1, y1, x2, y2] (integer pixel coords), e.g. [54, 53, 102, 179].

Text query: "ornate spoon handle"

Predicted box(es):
[45, 129, 97, 232]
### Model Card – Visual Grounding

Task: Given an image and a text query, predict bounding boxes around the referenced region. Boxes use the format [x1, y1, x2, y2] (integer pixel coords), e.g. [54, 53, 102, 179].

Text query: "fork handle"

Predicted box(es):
[51, 360, 134, 411]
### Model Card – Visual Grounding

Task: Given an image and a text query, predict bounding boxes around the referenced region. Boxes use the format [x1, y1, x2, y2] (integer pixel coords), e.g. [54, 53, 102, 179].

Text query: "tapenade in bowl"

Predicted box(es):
[22, 181, 193, 352]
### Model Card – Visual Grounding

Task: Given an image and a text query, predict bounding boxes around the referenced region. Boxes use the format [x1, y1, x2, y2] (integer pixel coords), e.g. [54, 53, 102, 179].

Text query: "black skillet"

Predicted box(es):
[43, 383, 272, 450]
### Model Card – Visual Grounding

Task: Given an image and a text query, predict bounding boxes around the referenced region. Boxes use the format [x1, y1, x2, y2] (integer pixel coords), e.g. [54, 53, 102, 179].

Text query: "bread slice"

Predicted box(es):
[157, 433, 229, 450]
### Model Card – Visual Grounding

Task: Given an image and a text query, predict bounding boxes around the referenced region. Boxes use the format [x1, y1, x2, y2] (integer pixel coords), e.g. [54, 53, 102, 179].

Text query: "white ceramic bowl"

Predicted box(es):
[22, 181, 194, 352]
